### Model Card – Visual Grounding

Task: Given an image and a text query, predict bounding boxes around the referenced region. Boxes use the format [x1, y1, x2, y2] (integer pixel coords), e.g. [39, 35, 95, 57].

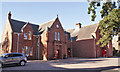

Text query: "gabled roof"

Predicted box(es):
[67, 29, 75, 34]
[39, 17, 57, 31]
[64, 31, 71, 40]
[21, 22, 29, 32]
[67, 24, 98, 41]
[10, 19, 39, 35]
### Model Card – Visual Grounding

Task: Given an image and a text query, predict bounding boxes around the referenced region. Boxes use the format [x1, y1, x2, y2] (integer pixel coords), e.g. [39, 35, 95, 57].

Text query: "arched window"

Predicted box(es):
[55, 32, 60, 40]
[55, 32, 57, 40]
[58, 32, 60, 40]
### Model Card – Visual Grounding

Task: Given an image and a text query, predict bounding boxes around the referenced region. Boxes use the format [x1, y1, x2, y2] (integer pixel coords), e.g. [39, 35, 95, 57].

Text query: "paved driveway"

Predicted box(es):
[1, 57, 120, 71]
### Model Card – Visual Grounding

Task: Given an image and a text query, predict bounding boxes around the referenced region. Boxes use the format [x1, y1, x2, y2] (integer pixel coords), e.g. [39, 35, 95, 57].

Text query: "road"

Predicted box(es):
[1, 57, 120, 72]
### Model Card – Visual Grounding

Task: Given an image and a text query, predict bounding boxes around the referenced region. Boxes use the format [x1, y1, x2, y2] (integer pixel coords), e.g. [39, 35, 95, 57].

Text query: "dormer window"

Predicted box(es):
[24, 31, 32, 40]
[28, 31, 32, 40]
[24, 33, 27, 39]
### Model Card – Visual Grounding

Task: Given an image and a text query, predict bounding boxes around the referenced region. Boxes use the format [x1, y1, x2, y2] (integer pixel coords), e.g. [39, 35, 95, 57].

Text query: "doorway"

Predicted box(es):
[67, 48, 71, 58]
[55, 49, 61, 59]
[102, 47, 107, 57]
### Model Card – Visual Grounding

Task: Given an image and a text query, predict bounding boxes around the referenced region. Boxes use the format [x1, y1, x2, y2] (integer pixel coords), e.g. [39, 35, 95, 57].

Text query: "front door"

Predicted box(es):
[67, 48, 71, 58]
[56, 49, 60, 59]
[102, 47, 107, 57]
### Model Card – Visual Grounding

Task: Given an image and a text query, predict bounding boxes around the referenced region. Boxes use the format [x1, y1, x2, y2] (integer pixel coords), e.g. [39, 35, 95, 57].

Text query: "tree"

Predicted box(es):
[88, 0, 120, 47]
[98, 9, 120, 47]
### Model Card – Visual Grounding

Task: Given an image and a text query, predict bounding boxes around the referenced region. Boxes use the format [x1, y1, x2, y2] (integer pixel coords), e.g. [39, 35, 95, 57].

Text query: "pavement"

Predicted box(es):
[1, 57, 120, 72]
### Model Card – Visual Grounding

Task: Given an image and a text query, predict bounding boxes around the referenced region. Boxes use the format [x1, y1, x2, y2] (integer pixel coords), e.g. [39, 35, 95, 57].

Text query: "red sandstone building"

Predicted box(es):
[1, 12, 113, 60]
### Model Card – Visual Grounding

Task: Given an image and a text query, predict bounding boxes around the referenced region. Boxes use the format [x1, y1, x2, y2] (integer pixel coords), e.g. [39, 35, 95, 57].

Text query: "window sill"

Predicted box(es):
[24, 39, 32, 41]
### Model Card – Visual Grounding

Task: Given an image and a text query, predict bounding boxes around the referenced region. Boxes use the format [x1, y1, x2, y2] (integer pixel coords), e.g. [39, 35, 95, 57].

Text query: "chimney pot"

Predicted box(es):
[8, 11, 12, 20]
[76, 23, 82, 28]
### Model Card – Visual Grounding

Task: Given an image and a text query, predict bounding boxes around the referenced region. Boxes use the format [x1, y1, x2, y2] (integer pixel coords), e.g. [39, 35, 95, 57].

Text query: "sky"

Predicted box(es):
[0, 1, 103, 43]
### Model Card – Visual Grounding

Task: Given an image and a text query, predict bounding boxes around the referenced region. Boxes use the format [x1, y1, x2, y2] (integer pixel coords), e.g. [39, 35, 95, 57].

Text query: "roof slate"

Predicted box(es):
[39, 18, 56, 31]
[10, 19, 39, 35]
[66, 24, 98, 41]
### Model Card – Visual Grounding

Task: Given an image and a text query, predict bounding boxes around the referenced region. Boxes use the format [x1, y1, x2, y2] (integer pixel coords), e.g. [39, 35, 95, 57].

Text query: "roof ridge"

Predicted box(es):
[66, 23, 98, 31]
[40, 17, 56, 26]
[11, 19, 26, 23]
[66, 28, 75, 31]
[11, 19, 39, 26]
[81, 23, 98, 28]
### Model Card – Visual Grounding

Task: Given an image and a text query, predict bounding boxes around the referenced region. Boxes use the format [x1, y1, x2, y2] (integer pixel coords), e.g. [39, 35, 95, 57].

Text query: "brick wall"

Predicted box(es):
[41, 18, 69, 60]
[11, 23, 43, 60]
[2, 19, 13, 54]
[72, 39, 96, 58]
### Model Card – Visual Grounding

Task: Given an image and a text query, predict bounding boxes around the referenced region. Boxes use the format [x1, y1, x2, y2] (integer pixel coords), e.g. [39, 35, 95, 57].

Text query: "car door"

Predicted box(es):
[13, 54, 22, 63]
[3, 54, 15, 64]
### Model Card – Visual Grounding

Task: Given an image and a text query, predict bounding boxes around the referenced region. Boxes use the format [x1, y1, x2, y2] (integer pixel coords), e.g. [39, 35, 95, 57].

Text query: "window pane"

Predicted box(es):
[14, 54, 22, 57]
[24, 33, 27, 39]
[22, 46, 25, 54]
[55, 32, 57, 40]
[26, 46, 29, 57]
[58, 32, 60, 40]
[7, 54, 14, 57]
[28, 31, 32, 40]
[30, 47, 33, 56]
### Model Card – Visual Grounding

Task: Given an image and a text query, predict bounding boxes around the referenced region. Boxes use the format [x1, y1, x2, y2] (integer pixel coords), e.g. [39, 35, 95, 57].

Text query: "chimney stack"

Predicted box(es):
[76, 23, 82, 28]
[8, 11, 12, 20]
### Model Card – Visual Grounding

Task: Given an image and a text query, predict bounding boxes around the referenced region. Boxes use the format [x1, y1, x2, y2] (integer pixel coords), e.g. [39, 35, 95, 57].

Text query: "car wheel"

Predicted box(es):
[19, 61, 26, 66]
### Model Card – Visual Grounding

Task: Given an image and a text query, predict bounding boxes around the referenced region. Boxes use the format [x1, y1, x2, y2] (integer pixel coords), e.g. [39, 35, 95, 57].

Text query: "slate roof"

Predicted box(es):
[10, 19, 39, 35]
[67, 24, 98, 41]
[67, 29, 75, 34]
[39, 18, 56, 31]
